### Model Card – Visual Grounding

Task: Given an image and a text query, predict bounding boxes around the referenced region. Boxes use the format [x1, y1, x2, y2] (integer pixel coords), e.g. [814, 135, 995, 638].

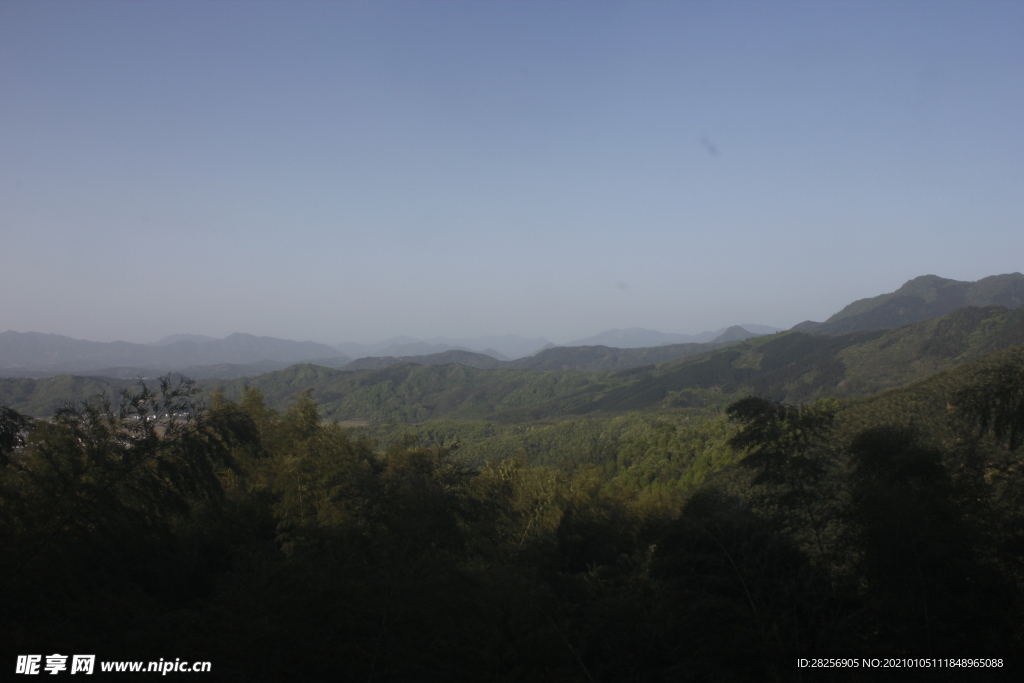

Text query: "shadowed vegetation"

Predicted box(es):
[2, 342, 1022, 679]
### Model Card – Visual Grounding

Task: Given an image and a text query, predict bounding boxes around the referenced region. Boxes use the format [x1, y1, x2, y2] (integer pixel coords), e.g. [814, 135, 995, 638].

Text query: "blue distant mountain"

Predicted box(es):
[334, 335, 552, 361]
[151, 333, 220, 346]
[0, 331, 347, 376]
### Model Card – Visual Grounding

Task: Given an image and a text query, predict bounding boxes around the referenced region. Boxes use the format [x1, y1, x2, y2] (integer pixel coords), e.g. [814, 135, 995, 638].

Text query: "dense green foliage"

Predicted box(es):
[0, 375, 130, 417]
[353, 410, 738, 504]
[218, 361, 624, 423]
[3, 344, 1023, 679]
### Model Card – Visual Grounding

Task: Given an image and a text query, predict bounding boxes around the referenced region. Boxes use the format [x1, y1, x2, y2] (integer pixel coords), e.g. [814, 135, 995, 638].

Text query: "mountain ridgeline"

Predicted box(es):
[6, 302, 1024, 424]
[2, 273, 1024, 421]
[0, 331, 349, 376]
[793, 272, 1024, 335]
[205, 303, 1023, 424]
[336, 325, 765, 374]
[563, 324, 778, 347]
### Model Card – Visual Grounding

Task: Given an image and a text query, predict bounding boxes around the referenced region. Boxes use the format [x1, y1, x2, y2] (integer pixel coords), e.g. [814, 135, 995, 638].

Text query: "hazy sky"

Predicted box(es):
[2, 1, 1022, 344]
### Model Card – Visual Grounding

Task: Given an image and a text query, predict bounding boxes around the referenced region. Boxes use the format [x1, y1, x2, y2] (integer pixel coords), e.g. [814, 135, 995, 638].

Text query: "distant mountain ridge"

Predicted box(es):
[329, 329, 766, 374]
[6, 304, 1024, 419]
[0, 331, 347, 375]
[0, 328, 760, 379]
[229, 303, 1024, 423]
[712, 326, 761, 344]
[159, 303, 1023, 424]
[7, 272, 1022, 380]
[334, 335, 550, 361]
[342, 350, 505, 371]
[793, 273, 1024, 335]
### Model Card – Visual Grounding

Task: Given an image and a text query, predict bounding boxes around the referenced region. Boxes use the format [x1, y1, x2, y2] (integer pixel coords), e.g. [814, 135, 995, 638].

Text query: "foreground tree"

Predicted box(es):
[725, 396, 845, 568]
[0, 405, 32, 466]
[0, 377, 259, 655]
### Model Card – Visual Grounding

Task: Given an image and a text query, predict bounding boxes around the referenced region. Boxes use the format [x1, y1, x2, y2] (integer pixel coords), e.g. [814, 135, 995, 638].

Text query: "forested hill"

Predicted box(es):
[573, 304, 1024, 414]
[352, 337, 1024, 477]
[5, 304, 1024, 421]
[793, 272, 1024, 335]
[207, 304, 1023, 422]
[0, 375, 132, 417]
[835, 341, 1024, 445]
[218, 362, 613, 424]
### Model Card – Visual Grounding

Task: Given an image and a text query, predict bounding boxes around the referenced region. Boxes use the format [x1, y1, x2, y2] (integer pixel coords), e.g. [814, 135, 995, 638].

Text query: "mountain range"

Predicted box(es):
[339, 326, 769, 374]
[6, 299, 1024, 421]
[32, 302, 998, 425]
[792, 273, 1024, 335]
[0, 332, 348, 376]
[0, 327, 767, 378]
[3, 272, 1023, 382]
[207, 303, 1024, 423]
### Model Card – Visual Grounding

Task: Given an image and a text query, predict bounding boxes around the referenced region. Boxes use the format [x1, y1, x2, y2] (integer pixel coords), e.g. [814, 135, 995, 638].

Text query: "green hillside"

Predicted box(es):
[579, 305, 1024, 415]
[834, 341, 1024, 445]
[794, 272, 1024, 334]
[342, 340, 1024, 514]
[0, 375, 123, 416]
[7, 305, 1024, 424]
[214, 361, 623, 423]
[209, 304, 1024, 424]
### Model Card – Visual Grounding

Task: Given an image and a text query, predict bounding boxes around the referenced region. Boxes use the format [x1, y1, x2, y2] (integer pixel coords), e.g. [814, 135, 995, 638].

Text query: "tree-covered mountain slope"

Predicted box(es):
[833, 341, 1024, 446]
[577, 305, 1024, 415]
[213, 362, 621, 424]
[5, 305, 1024, 422]
[207, 304, 1024, 423]
[793, 272, 1024, 335]
[356, 341, 1024, 485]
[0, 375, 127, 417]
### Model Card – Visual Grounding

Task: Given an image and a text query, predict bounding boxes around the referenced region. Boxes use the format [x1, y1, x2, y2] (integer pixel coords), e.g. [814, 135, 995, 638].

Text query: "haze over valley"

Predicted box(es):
[0, 323, 786, 378]
[4, 271, 1023, 412]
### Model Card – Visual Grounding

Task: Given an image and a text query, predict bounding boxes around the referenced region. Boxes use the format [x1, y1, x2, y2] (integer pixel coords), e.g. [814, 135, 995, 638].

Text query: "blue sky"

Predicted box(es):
[2, 1, 1022, 344]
